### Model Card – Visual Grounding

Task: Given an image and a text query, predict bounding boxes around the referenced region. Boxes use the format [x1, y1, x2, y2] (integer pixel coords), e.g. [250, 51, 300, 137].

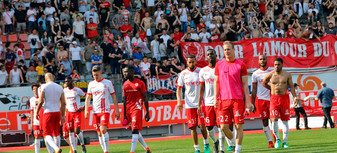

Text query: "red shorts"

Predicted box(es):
[218, 99, 245, 124]
[204, 106, 217, 127]
[257, 99, 270, 120]
[126, 110, 143, 130]
[38, 109, 44, 129]
[62, 123, 69, 138]
[93, 113, 110, 131]
[186, 107, 205, 129]
[33, 125, 43, 138]
[66, 111, 81, 129]
[270, 94, 290, 121]
[43, 112, 61, 137]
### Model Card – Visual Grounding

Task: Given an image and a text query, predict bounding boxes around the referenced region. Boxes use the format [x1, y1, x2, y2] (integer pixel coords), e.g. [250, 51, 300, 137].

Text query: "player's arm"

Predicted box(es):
[84, 94, 91, 119]
[198, 82, 205, 115]
[242, 75, 253, 111]
[36, 91, 45, 120]
[176, 87, 183, 111]
[214, 75, 219, 109]
[60, 93, 66, 124]
[262, 72, 272, 90]
[287, 73, 298, 106]
[142, 92, 150, 122]
[30, 109, 34, 125]
[111, 93, 120, 120]
[123, 96, 127, 120]
[251, 83, 257, 112]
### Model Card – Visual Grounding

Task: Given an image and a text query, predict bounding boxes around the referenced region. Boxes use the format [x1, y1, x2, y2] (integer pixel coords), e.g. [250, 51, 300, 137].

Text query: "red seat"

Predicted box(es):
[19, 34, 28, 42]
[23, 42, 30, 50]
[1, 35, 7, 43]
[24, 51, 31, 60]
[8, 34, 18, 42]
[9, 43, 15, 50]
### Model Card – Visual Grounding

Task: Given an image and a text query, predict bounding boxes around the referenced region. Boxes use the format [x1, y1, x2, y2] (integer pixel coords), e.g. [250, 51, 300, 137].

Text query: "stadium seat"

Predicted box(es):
[8, 34, 18, 42]
[19, 34, 28, 42]
[1, 35, 7, 43]
[24, 51, 31, 60]
[9, 43, 15, 50]
[23, 42, 30, 51]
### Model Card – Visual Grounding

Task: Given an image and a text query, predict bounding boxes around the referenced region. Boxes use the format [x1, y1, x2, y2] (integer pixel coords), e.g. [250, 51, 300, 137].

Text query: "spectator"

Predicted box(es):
[155, 23, 164, 37]
[5, 49, 17, 73]
[133, 59, 142, 79]
[131, 33, 143, 49]
[45, 2, 56, 22]
[133, 47, 143, 61]
[100, 36, 113, 72]
[27, 5, 37, 32]
[141, 12, 154, 40]
[151, 35, 160, 61]
[40, 31, 52, 48]
[56, 45, 68, 64]
[160, 29, 170, 46]
[109, 42, 122, 77]
[26, 65, 38, 83]
[14, 44, 24, 62]
[274, 25, 285, 38]
[83, 40, 95, 74]
[69, 41, 82, 74]
[61, 17, 71, 35]
[199, 27, 211, 43]
[87, 17, 100, 42]
[325, 22, 336, 35]
[197, 18, 207, 33]
[173, 26, 183, 43]
[286, 23, 297, 38]
[84, 6, 99, 24]
[263, 27, 274, 38]
[99, 3, 110, 32]
[91, 49, 102, 68]
[124, 30, 132, 56]
[0, 65, 8, 87]
[169, 56, 183, 75]
[60, 57, 73, 77]
[154, 6, 164, 23]
[112, 24, 122, 40]
[30, 54, 39, 68]
[54, 30, 64, 46]
[28, 29, 40, 54]
[71, 69, 81, 81]
[45, 46, 56, 66]
[9, 64, 24, 87]
[14, 5, 27, 33]
[140, 56, 151, 79]
[2, 6, 14, 34]
[120, 20, 133, 37]
[57, 64, 66, 80]
[18, 60, 28, 82]
[292, 83, 311, 130]
[45, 58, 57, 74]
[36, 60, 44, 76]
[159, 38, 167, 60]
[314, 82, 336, 128]
[159, 59, 170, 75]
[146, 0, 156, 16]
[113, 10, 125, 28]
[104, 29, 115, 44]
[73, 15, 86, 46]
[37, 13, 47, 32]
[60, 8, 71, 25]
[63, 29, 73, 49]
[157, 14, 170, 31]
[167, 33, 178, 57]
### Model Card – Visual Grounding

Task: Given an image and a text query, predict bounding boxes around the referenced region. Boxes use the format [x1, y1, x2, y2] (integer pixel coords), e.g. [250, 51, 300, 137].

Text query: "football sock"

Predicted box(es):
[34, 139, 41, 153]
[194, 145, 200, 151]
[102, 132, 109, 152]
[77, 132, 85, 146]
[45, 139, 54, 153]
[219, 130, 225, 151]
[235, 145, 242, 153]
[263, 126, 273, 142]
[98, 136, 105, 151]
[272, 121, 280, 140]
[45, 136, 59, 151]
[69, 132, 77, 151]
[138, 133, 148, 149]
[130, 134, 139, 152]
[207, 128, 218, 143]
[282, 121, 289, 143]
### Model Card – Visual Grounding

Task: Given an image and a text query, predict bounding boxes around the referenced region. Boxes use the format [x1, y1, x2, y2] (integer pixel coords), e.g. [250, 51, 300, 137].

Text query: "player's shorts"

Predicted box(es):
[66, 111, 81, 129]
[43, 112, 61, 137]
[93, 113, 110, 131]
[62, 123, 69, 139]
[38, 109, 44, 129]
[218, 99, 245, 124]
[126, 110, 143, 130]
[33, 125, 43, 138]
[204, 106, 217, 127]
[257, 99, 270, 120]
[270, 94, 290, 121]
[186, 107, 205, 129]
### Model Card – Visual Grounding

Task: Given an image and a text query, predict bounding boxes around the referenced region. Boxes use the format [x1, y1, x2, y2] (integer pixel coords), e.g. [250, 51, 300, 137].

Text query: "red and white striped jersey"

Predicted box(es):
[177, 67, 201, 108]
[87, 79, 116, 113]
[64, 87, 86, 112]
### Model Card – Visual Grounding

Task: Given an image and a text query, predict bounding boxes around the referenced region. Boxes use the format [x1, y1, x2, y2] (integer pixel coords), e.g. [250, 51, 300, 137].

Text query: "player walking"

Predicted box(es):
[251, 55, 274, 148]
[214, 41, 253, 153]
[30, 84, 43, 153]
[122, 65, 152, 153]
[36, 73, 66, 153]
[85, 66, 121, 153]
[262, 58, 298, 148]
[177, 55, 210, 153]
[64, 76, 87, 153]
[198, 49, 222, 153]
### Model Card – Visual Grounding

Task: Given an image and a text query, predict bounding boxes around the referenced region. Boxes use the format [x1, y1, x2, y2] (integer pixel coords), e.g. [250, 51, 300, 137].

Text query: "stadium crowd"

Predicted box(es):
[0, 0, 336, 87]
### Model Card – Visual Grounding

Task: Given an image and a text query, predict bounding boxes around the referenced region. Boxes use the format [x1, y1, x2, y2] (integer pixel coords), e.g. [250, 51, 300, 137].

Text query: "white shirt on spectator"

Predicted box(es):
[274, 29, 285, 38]
[10, 69, 21, 85]
[69, 46, 82, 61]
[84, 11, 99, 23]
[73, 20, 85, 34]
[45, 7, 56, 21]
[151, 39, 160, 55]
[209, 23, 220, 30]
[179, 8, 189, 22]
[154, 10, 164, 23]
[202, 14, 213, 27]
[0, 70, 8, 85]
[140, 62, 151, 75]
[308, 8, 319, 14]
[264, 31, 274, 38]
[199, 32, 211, 43]
[160, 34, 170, 47]
[147, 0, 155, 6]
[159, 43, 166, 57]
[2, 11, 13, 25]
[28, 34, 40, 49]
[131, 37, 143, 45]
[27, 9, 37, 22]
[191, 33, 200, 41]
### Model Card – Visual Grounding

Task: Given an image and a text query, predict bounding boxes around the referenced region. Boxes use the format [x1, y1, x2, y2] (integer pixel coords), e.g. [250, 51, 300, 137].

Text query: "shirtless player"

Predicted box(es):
[262, 58, 298, 149]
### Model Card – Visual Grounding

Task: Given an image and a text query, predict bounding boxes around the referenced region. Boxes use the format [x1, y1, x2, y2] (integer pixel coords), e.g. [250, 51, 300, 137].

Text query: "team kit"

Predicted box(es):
[29, 41, 298, 153]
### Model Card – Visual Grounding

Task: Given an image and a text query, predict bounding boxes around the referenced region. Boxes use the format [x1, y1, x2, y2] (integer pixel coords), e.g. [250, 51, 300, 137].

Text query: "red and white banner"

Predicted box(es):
[180, 35, 337, 69]
[2, 90, 337, 132]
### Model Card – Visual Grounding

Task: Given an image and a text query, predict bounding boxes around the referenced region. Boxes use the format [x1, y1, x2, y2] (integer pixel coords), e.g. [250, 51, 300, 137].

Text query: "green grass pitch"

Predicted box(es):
[3, 128, 337, 153]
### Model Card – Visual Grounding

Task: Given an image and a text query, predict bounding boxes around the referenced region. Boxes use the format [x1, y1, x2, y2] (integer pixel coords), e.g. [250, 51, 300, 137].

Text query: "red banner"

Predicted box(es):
[180, 35, 337, 69]
[2, 91, 337, 132]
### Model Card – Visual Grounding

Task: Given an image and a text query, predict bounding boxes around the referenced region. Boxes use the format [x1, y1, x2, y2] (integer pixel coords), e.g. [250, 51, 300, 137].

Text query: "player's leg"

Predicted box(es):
[99, 113, 110, 153]
[258, 100, 273, 148]
[218, 127, 226, 153]
[68, 112, 78, 152]
[43, 113, 62, 153]
[233, 123, 244, 153]
[130, 129, 139, 153]
[262, 118, 274, 148]
[198, 106, 210, 153]
[270, 96, 281, 148]
[93, 113, 105, 152]
[186, 108, 200, 153]
[225, 125, 235, 151]
[33, 125, 42, 153]
[280, 95, 291, 148]
[205, 106, 218, 153]
[131, 110, 151, 153]
[191, 126, 200, 153]
[74, 112, 86, 153]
